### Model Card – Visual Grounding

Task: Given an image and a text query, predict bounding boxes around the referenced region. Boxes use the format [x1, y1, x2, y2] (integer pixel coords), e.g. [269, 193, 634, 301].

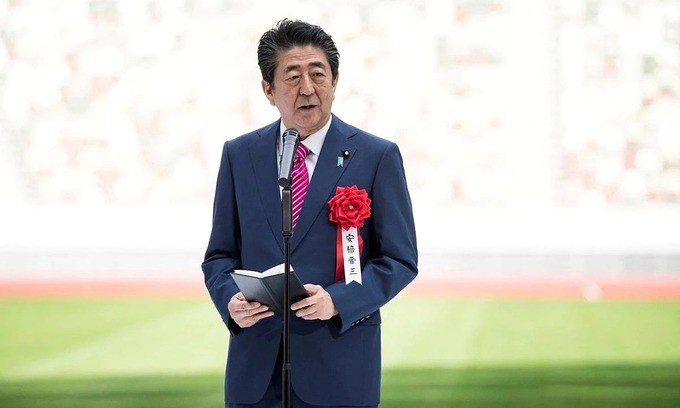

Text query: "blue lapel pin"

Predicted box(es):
[337, 150, 350, 167]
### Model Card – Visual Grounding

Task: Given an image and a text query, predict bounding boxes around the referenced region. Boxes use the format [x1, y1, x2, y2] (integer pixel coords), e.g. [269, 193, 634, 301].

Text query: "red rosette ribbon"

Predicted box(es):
[328, 185, 371, 283]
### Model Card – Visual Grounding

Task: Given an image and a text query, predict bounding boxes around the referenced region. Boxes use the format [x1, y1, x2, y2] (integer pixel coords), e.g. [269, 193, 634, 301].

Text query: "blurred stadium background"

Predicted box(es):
[1, 0, 679, 291]
[0, 0, 679, 406]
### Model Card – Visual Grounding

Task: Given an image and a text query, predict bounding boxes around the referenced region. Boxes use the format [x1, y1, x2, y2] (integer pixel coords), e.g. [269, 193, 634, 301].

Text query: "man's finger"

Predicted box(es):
[296, 307, 316, 318]
[244, 305, 269, 316]
[236, 309, 274, 328]
[239, 302, 261, 311]
[291, 297, 316, 311]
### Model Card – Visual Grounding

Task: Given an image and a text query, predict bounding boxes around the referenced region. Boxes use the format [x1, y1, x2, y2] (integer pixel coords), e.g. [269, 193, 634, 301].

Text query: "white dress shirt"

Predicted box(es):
[276, 116, 332, 184]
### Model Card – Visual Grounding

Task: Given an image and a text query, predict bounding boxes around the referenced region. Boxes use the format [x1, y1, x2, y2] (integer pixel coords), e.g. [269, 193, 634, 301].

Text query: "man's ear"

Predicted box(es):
[262, 80, 276, 106]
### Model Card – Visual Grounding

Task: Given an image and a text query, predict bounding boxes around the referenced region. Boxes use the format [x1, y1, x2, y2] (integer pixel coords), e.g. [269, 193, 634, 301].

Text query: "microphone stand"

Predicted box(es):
[281, 185, 293, 408]
[278, 127, 299, 408]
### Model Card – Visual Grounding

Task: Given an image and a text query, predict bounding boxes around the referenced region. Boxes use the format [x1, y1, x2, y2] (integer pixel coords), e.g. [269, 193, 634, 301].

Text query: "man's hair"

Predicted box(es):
[257, 19, 340, 87]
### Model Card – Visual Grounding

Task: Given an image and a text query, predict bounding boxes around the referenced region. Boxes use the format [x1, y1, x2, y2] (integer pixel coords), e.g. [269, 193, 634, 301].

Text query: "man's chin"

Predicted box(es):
[293, 116, 321, 131]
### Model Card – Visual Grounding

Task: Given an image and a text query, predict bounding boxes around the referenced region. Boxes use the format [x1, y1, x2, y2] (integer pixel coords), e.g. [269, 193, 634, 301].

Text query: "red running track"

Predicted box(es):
[1, 274, 679, 299]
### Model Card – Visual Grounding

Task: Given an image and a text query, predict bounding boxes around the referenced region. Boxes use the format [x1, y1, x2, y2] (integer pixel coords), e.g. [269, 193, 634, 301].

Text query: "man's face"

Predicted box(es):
[262, 45, 338, 138]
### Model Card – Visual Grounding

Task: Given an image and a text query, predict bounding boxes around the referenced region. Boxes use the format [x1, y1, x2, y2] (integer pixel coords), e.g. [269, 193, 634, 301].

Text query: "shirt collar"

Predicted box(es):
[277, 116, 332, 157]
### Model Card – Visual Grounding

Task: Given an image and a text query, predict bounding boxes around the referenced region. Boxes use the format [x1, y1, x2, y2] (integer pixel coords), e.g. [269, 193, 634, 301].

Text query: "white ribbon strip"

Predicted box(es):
[341, 227, 362, 285]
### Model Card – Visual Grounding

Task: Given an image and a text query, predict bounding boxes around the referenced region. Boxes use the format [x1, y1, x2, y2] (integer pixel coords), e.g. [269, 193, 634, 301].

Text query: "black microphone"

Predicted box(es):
[278, 128, 301, 188]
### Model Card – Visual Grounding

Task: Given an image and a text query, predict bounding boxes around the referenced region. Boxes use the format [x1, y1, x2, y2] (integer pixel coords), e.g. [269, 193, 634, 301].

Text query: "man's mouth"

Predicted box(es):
[298, 104, 316, 111]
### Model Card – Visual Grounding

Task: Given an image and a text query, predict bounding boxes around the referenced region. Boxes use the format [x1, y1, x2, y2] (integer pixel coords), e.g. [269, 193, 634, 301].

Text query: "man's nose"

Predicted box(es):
[299, 75, 314, 96]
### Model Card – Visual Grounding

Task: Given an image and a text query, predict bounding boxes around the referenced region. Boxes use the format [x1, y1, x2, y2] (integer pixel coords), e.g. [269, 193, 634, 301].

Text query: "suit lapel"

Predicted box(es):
[249, 120, 284, 254]
[291, 116, 357, 252]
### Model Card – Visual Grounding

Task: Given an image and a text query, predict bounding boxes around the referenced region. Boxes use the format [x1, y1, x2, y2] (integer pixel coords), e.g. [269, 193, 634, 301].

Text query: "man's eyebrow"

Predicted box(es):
[283, 61, 326, 74]
[283, 64, 300, 74]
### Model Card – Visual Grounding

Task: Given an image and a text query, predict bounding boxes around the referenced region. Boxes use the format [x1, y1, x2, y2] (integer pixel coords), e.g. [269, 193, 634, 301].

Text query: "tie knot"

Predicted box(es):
[295, 143, 310, 161]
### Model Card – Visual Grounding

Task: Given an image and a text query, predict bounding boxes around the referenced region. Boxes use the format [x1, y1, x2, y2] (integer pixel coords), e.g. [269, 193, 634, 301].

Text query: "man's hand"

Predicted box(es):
[291, 284, 338, 320]
[228, 292, 274, 328]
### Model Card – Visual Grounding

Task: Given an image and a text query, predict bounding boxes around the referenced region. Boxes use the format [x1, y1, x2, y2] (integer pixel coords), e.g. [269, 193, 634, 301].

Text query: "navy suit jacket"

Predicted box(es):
[202, 114, 418, 406]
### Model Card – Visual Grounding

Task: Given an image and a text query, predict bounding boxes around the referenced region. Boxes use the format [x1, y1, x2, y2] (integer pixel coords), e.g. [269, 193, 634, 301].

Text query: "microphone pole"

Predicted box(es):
[278, 128, 300, 408]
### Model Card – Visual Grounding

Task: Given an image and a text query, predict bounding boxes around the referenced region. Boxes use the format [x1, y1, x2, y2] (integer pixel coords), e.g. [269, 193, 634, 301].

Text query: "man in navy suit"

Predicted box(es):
[202, 19, 418, 407]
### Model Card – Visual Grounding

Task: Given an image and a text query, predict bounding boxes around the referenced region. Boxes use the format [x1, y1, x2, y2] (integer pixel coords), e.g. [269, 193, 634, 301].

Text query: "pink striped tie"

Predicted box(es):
[291, 143, 310, 231]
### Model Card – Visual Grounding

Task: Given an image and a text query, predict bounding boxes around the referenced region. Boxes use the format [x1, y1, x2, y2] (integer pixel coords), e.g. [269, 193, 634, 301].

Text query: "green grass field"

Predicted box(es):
[1, 296, 679, 407]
